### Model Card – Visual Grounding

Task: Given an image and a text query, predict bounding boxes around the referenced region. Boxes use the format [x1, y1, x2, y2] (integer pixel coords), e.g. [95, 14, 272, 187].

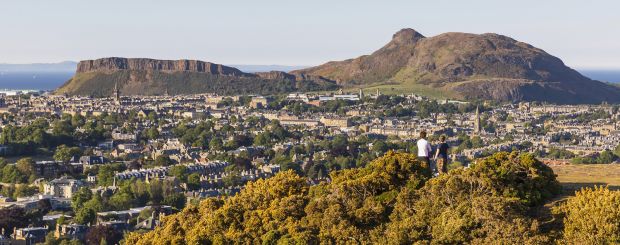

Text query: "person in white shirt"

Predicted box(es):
[417, 131, 433, 171]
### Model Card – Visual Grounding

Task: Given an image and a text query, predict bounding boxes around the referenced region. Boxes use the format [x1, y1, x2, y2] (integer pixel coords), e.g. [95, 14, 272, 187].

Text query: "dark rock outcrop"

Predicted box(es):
[76, 57, 250, 77]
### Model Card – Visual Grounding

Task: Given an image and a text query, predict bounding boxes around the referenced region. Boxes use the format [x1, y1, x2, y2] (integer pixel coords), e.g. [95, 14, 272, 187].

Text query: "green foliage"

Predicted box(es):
[129, 151, 620, 244]
[125, 171, 309, 244]
[208, 137, 223, 152]
[54, 145, 83, 162]
[572, 150, 617, 164]
[71, 187, 93, 211]
[126, 151, 431, 244]
[2, 164, 28, 183]
[144, 127, 160, 140]
[75, 207, 96, 225]
[163, 192, 187, 210]
[546, 147, 575, 159]
[169, 165, 188, 182]
[58, 70, 339, 97]
[187, 173, 201, 191]
[153, 155, 174, 166]
[97, 163, 125, 186]
[0, 207, 38, 237]
[384, 152, 559, 244]
[0, 114, 106, 156]
[14, 184, 38, 198]
[558, 186, 620, 244]
[468, 152, 560, 206]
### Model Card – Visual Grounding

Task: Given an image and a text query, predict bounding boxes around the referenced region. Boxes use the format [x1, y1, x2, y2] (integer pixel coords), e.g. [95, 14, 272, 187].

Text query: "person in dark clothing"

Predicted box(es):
[433, 135, 450, 174]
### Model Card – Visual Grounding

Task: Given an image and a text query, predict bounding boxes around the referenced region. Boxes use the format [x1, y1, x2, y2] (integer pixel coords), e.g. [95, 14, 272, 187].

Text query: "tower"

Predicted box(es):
[113, 82, 120, 104]
[473, 106, 481, 135]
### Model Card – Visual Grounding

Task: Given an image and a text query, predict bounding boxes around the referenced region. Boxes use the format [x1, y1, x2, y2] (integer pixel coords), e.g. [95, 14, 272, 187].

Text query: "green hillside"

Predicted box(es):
[56, 70, 338, 96]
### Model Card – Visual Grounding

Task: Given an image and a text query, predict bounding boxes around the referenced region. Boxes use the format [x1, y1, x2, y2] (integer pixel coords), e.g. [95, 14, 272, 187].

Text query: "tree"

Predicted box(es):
[253, 132, 270, 146]
[2, 164, 27, 183]
[614, 143, 620, 158]
[163, 192, 186, 210]
[15, 157, 35, 180]
[71, 187, 93, 211]
[148, 180, 164, 205]
[187, 173, 201, 191]
[15, 184, 38, 197]
[83, 195, 104, 213]
[0, 207, 30, 237]
[44, 232, 60, 245]
[597, 150, 616, 164]
[97, 165, 116, 186]
[279, 162, 302, 175]
[108, 191, 133, 210]
[71, 114, 86, 128]
[371, 141, 388, 156]
[169, 165, 188, 182]
[75, 206, 96, 225]
[209, 137, 223, 152]
[154, 155, 173, 167]
[85, 225, 123, 245]
[145, 128, 159, 140]
[222, 172, 241, 187]
[54, 145, 83, 162]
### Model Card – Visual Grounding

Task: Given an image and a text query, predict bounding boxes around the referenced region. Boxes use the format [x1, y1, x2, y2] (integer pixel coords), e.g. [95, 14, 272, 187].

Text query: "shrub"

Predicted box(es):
[559, 186, 620, 244]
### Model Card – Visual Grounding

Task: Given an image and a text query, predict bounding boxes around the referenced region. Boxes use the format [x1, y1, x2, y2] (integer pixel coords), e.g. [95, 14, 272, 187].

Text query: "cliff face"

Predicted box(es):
[76, 57, 250, 77]
[58, 58, 338, 96]
[293, 28, 620, 104]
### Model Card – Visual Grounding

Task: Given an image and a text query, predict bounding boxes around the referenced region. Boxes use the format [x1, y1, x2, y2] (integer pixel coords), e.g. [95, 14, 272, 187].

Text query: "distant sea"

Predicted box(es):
[579, 70, 620, 84]
[0, 71, 73, 91]
[0, 69, 618, 91]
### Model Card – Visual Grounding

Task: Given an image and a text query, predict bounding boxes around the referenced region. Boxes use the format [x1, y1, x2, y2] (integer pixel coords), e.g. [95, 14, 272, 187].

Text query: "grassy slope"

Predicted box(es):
[340, 66, 461, 99]
[551, 164, 620, 190]
[56, 70, 338, 96]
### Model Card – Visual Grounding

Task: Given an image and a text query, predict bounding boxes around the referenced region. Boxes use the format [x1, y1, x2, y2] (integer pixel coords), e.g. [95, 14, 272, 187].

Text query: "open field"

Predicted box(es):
[550, 164, 620, 191]
[344, 83, 458, 99]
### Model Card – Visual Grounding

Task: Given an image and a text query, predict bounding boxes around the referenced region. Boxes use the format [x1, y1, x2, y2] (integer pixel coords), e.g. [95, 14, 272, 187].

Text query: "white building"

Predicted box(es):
[43, 176, 84, 199]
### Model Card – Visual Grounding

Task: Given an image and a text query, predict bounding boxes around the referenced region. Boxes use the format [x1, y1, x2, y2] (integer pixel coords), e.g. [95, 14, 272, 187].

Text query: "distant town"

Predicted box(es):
[0, 87, 618, 244]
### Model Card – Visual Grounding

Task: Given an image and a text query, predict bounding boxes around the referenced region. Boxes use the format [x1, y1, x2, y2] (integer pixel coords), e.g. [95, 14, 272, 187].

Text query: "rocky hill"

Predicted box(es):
[293, 28, 620, 104]
[56, 57, 337, 96]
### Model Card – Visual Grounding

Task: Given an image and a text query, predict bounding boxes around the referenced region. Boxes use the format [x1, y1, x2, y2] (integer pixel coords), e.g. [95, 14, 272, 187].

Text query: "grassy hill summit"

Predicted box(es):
[293, 28, 620, 104]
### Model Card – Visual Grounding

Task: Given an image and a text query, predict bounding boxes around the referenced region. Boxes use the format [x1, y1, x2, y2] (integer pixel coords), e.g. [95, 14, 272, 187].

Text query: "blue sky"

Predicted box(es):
[1, 0, 618, 68]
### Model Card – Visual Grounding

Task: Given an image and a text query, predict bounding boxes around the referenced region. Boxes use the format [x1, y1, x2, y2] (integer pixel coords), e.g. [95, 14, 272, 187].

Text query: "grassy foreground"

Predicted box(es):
[550, 164, 620, 190]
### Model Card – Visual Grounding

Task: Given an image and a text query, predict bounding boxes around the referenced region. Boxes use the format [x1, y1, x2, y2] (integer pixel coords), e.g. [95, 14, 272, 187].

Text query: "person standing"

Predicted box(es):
[417, 131, 433, 170]
[434, 135, 450, 174]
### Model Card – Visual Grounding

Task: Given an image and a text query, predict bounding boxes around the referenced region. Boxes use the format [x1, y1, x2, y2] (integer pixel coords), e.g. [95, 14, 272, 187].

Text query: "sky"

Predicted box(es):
[1, 0, 619, 68]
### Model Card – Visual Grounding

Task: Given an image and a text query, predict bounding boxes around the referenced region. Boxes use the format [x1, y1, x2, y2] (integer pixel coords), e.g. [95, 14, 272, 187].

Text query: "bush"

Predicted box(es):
[383, 152, 559, 244]
[558, 186, 620, 244]
[126, 151, 563, 244]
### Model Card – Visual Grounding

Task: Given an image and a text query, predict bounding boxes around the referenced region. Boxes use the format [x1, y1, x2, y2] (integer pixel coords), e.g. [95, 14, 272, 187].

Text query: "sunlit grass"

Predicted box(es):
[551, 164, 620, 190]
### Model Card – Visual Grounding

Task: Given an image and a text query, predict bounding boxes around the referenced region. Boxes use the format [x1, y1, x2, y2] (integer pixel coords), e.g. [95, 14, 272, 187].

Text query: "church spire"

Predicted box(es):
[113, 82, 121, 106]
[473, 106, 481, 136]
